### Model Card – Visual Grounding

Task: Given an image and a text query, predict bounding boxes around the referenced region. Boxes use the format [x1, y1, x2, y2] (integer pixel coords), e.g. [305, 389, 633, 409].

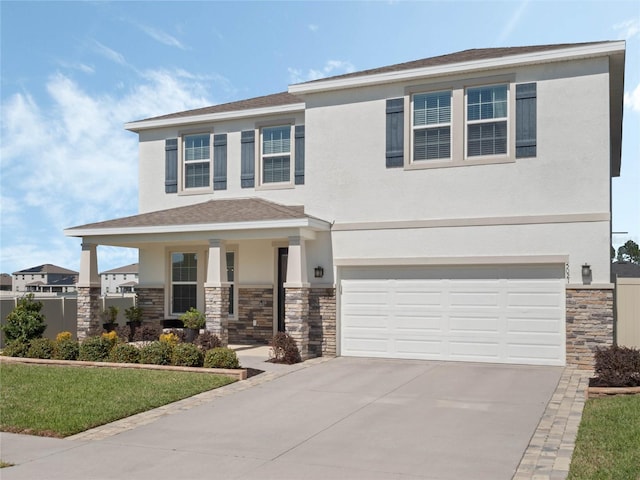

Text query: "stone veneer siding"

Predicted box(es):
[566, 288, 614, 369]
[205, 286, 229, 345]
[308, 287, 337, 357]
[136, 287, 165, 322]
[230, 287, 274, 345]
[285, 287, 310, 360]
[76, 286, 101, 340]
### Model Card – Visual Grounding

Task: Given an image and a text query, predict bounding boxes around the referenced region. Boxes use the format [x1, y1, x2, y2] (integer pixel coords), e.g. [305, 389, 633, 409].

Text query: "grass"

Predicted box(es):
[568, 395, 640, 480]
[0, 363, 235, 437]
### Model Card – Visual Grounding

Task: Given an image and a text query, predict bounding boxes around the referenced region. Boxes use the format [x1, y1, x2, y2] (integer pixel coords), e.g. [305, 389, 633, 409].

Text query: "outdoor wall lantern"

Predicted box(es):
[314, 266, 324, 278]
[581, 263, 592, 278]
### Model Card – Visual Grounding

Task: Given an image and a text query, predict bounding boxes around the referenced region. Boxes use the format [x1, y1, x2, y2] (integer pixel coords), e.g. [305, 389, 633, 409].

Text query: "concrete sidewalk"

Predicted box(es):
[1, 351, 582, 480]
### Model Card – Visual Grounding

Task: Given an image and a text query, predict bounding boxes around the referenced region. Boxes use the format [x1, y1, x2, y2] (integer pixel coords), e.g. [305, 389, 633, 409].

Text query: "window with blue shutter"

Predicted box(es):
[295, 125, 305, 185]
[516, 83, 537, 158]
[386, 98, 404, 168]
[165, 138, 178, 193]
[241, 130, 255, 188]
[213, 133, 227, 190]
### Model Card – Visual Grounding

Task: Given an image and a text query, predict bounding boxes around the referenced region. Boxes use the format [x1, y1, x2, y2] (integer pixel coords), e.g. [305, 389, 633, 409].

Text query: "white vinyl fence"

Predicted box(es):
[0, 295, 135, 348]
[616, 278, 640, 349]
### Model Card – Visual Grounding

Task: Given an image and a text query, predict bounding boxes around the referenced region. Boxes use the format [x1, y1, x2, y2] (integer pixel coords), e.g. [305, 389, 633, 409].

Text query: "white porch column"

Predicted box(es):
[285, 236, 309, 287]
[78, 242, 100, 287]
[204, 239, 229, 344]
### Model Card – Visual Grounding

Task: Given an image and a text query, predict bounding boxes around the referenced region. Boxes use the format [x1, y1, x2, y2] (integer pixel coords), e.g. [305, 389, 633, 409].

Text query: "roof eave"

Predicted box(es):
[125, 102, 306, 132]
[289, 41, 627, 95]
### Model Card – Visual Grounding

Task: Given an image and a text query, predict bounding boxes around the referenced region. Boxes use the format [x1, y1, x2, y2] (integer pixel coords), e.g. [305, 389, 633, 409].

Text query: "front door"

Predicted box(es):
[277, 247, 288, 332]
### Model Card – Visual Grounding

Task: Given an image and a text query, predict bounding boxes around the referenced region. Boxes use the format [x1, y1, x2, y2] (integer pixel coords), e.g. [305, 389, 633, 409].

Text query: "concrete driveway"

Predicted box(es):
[1, 357, 562, 480]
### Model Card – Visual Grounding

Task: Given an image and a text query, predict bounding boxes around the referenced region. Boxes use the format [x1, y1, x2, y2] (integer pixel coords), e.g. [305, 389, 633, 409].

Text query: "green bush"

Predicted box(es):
[78, 336, 112, 362]
[139, 341, 173, 365]
[2, 340, 30, 358]
[109, 343, 141, 364]
[204, 347, 240, 369]
[27, 338, 55, 359]
[269, 332, 301, 364]
[1, 294, 47, 343]
[53, 338, 79, 361]
[172, 343, 204, 367]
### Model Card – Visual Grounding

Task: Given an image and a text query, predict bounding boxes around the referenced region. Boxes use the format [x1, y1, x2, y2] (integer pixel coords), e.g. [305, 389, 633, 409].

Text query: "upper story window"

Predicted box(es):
[261, 126, 291, 184]
[413, 91, 451, 161]
[183, 134, 210, 189]
[466, 85, 508, 157]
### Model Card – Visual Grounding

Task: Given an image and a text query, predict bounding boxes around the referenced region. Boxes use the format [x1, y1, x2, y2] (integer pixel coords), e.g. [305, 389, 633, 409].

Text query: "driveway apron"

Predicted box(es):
[1, 357, 562, 480]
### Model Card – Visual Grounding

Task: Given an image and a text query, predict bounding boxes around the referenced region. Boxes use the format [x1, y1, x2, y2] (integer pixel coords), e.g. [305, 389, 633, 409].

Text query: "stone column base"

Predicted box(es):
[77, 286, 101, 340]
[285, 286, 311, 360]
[205, 286, 229, 345]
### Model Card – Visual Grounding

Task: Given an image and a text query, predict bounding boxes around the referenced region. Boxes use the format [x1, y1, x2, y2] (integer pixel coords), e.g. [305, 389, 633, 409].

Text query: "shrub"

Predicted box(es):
[2, 340, 30, 358]
[172, 343, 204, 367]
[115, 324, 133, 342]
[100, 305, 119, 325]
[179, 307, 206, 329]
[139, 341, 173, 365]
[109, 343, 141, 364]
[102, 330, 119, 346]
[593, 345, 640, 387]
[124, 305, 143, 323]
[78, 336, 112, 362]
[1, 294, 47, 343]
[204, 347, 240, 369]
[159, 332, 180, 346]
[27, 338, 55, 359]
[168, 328, 186, 343]
[194, 331, 221, 351]
[56, 331, 73, 342]
[269, 332, 301, 364]
[132, 323, 162, 342]
[53, 338, 79, 360]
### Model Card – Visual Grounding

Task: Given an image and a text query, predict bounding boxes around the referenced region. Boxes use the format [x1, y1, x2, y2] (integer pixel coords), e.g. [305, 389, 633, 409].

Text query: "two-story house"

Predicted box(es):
[100, 263, 139, 295]
[65, 41, 625, 368]
[12, 264, 78, 294]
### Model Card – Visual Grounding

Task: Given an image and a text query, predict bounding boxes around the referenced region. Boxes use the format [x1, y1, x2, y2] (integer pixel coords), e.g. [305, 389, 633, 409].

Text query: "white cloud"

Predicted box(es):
[614, 18, 640, 40]
[0, 68, 219, 273]
[624, 82, 640, 112]
[288, 60, 356, 83]
[92, 40, 127, 66]
[496, 0, 530, 46]
[138, 24, 186, 50]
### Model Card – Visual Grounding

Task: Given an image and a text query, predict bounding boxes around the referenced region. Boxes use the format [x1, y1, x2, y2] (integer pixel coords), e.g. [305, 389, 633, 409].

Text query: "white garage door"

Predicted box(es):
[340, 265, 565, 366]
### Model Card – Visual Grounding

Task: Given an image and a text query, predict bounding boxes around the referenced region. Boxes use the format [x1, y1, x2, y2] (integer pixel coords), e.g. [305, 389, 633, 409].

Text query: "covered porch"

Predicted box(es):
[64, 199, 336, 359]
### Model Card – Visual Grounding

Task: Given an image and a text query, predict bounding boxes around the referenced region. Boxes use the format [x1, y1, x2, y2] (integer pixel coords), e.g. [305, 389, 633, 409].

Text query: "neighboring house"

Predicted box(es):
[12, 264, 78, 294]
[0, 273, 12, 291]
[65, 41, 625, 368]
[100, 263, 139, 295]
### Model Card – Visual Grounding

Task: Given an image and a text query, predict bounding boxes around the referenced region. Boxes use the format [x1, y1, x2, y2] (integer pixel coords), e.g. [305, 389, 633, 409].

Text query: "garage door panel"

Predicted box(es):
[340, 266, 565, 366]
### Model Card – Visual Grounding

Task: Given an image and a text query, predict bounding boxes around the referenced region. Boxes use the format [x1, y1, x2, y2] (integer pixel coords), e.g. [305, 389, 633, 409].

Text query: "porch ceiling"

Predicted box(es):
[64, 198, 331, 246]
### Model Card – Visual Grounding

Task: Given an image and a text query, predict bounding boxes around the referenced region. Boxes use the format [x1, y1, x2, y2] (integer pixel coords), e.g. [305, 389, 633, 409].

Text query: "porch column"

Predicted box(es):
[77, 242, 101, 339]
[204, 239, 229, 345]
[284, 236, 311, 359]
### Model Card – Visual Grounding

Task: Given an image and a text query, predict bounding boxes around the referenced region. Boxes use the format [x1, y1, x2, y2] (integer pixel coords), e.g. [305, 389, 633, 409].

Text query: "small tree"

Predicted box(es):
[617, 240, 640, 264]
[1, 294, 47, 343]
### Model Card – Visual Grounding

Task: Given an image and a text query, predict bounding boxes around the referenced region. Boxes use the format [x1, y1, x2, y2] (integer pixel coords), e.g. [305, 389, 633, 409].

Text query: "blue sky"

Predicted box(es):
[1, 0, 639, 275]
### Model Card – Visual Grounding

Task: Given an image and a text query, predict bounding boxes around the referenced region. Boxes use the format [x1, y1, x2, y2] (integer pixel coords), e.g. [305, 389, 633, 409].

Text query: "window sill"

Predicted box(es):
[405, 155, 514, 171]
[255, 182, 295, 191]
[178, 187, 214, 196]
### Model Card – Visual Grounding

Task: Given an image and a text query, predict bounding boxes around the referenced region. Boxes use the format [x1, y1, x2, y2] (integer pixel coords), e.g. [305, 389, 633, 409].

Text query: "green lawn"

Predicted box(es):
[0, 363, 235, 437]
[568, 395, 640, 480]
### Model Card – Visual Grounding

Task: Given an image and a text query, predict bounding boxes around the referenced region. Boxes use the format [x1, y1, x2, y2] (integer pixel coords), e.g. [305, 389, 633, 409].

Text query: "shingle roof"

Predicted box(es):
[136, 91, 301, 123]
[68, 198, 308, 231]
[612, 261, 640, 278]
[101, 263, 139, 275]
[13, 264, 78, 275]
[294, 41, 610, 85]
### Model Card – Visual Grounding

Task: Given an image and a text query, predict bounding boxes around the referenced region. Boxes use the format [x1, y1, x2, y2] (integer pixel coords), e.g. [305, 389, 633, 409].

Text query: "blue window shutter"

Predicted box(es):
[516, 83, 537, 158]
[165, 138, 178, 193]
[241, 130, 255, 188]
[213, 134, 227, 190]
[386, 98, 404, 168]
[294, 125, 305, 185]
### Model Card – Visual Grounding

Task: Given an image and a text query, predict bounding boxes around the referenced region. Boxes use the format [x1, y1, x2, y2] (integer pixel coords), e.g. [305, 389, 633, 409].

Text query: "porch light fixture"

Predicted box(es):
[314, 266, 324, 278]
[581, 263, 592, 277]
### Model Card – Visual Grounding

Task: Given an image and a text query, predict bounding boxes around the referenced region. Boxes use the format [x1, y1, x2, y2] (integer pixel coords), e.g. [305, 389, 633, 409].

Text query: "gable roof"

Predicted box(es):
[101, 263, 139, 275]
[13, 264, 78, 276]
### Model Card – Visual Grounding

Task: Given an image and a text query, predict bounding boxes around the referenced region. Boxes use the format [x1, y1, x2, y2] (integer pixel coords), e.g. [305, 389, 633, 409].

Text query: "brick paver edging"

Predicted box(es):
[513, 366, 591, 480]
[0, 355, 246, 380]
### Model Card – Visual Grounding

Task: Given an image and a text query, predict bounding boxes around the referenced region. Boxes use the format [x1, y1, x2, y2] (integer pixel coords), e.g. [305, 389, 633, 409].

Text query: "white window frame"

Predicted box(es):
[256, 122, 295, 189]
[226, 248, 238, 319]
[168, 251, 203, 316]
[465, 83, 509, 159]
[179, 131, 213, 194]
[411, 90, 452, 162]
[405, 75, 515, 170]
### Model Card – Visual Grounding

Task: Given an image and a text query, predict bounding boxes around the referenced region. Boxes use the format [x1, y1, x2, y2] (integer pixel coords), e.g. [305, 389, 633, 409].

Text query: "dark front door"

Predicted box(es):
[277, 247, 288, 332]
